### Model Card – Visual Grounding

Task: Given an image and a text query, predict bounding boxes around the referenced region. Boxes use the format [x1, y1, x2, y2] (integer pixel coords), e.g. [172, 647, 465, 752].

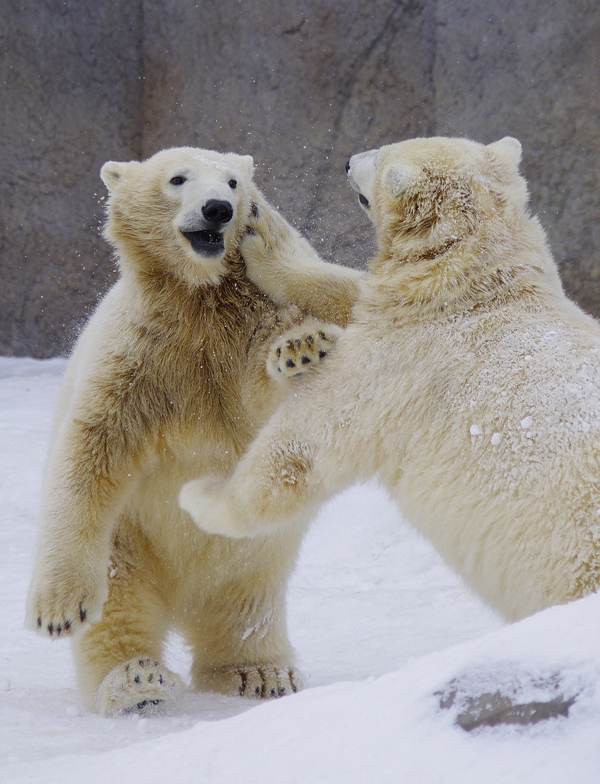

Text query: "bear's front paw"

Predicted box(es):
[97, 658, 184, 715]
[199, 665, 304, 699]
[267, 324, 343, 381]
[179, 476, 244, 537]
[240, 201, 293, 285]
[26, 567, 107, 638]
[242, 200, 289, 251]
[179, 476, 273, 539]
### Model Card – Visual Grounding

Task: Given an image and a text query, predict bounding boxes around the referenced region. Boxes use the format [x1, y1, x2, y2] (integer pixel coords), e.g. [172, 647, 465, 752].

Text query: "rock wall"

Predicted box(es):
[0, 0, 142, 356]
[434, 0, 600, 318]
[1, 0, 599, 356]
[141, 0, 436, 271]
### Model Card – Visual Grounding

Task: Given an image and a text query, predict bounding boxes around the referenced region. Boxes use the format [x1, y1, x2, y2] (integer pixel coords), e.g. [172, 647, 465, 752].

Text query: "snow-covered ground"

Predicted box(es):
[1, 357, 600, 783]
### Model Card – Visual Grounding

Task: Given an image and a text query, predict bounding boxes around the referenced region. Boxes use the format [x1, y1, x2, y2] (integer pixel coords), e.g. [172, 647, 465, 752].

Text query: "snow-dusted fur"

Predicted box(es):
[26, 147, 361, 714]
[181, 136, 600, 623]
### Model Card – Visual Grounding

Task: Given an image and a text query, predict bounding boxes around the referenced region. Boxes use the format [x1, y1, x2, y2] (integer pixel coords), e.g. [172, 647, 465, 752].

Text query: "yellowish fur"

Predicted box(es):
[181, 137, 600, 623]
[26, 147, 361, 713]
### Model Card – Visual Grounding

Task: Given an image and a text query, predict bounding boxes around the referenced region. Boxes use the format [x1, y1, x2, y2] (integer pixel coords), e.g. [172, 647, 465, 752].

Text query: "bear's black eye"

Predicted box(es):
[228, 179, 237, 190]
[170, 176, 186, 186]
[359, 193, 370, 207]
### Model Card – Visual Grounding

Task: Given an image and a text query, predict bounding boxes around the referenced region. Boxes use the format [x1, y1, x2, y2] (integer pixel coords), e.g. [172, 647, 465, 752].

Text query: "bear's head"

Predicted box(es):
[345, 136, 557, 314]
[101, 147, 255, 288]
[346, 136, 528, 262]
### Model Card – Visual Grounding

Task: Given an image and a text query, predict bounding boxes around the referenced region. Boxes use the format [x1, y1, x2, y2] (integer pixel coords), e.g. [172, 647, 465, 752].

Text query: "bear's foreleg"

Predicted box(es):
[241, 196, 362, 327]
[179, 433, 322, 539]
[26, 386, 148, 637]
[180, 328, 370, 541]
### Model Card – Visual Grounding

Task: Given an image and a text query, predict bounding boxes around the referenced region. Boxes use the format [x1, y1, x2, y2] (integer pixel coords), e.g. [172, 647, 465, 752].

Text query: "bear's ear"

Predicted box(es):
[237, 155, 254, 180]
[384, 164, 419, 197]
[486, 137, 522, 169]
[224, 153, 254, 181]
[100, 161, 129, 192]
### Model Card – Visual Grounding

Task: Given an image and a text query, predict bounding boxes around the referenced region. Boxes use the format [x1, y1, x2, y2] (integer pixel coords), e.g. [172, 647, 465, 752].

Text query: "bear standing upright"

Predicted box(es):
[181, 136, 600, 623]
[26, 146, 361, 714]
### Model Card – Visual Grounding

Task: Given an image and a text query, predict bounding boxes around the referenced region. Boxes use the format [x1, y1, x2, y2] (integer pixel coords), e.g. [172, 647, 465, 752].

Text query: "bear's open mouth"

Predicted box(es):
[181, 230, 225, 257]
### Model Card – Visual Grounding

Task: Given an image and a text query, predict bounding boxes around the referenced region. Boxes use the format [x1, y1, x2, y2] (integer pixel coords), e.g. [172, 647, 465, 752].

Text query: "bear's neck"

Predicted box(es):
[359, 212, 564, 324]
[121, 249, 258, 331]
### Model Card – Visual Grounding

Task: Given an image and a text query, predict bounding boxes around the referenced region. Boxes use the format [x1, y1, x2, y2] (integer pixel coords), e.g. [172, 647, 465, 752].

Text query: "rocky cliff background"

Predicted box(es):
[1, 0, 599, 357]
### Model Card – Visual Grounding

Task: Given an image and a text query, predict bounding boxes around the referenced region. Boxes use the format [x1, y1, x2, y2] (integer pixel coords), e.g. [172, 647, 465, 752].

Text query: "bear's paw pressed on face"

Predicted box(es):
[239, 193, 362, 324]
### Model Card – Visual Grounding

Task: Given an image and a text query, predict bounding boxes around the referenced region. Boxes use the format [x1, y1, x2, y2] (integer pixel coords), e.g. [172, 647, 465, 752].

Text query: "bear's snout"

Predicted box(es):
[202, 199, 234, 229]
[178, 199, 235, 258]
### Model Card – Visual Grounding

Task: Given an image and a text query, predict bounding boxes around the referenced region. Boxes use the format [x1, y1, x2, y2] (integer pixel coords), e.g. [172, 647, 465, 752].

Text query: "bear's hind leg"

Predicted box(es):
[72, 524, 183, 714]
[187, 548, 303, 700]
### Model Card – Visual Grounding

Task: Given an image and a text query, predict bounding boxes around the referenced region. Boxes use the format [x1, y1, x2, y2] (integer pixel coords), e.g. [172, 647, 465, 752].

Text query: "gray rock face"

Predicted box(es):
[141, 0, 436, 275]
[434, 0, 600, 323]
[2, 1, 600, 356]
[437, 668, 580, 731]
[0, 0, 142, 356]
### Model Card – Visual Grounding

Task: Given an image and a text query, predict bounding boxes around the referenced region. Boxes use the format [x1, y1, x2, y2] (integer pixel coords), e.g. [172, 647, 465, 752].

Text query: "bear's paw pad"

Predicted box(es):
[268, 326, 342, 380]
[97, 658, 184, 715]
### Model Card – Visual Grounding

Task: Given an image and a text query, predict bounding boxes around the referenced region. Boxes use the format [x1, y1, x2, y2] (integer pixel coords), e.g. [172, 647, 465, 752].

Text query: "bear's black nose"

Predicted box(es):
[202, 199, 234, 227]
[345, 160, 351, 173]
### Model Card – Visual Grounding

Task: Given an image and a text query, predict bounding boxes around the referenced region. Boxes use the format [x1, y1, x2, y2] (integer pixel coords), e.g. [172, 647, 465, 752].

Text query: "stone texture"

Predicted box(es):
[434, 0, 600, 316]
[1, 0, 600, 356]
[141, 0, 436, 270]
[438, 667, 581, 732]
[0, 0, 142, 356]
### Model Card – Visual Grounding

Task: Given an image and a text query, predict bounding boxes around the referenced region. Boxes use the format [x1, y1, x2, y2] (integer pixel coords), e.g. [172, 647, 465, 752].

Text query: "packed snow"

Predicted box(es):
[1, 357, 600, 783]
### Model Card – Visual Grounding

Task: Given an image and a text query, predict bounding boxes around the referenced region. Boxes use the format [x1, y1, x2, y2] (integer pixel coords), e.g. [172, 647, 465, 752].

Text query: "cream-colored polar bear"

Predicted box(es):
[26, 146, 361, 714]
[181, 136, 600, 623]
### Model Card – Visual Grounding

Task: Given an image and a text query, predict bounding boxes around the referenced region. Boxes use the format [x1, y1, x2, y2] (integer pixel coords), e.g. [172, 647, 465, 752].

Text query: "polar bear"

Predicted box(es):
[26, 146, 361, 714]
[180, 136, 600, 623]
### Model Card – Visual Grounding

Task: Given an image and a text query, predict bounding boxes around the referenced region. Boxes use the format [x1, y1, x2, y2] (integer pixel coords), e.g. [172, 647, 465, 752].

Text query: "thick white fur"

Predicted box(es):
[181, 136, 600, 623]
[26, 146, 361, 713]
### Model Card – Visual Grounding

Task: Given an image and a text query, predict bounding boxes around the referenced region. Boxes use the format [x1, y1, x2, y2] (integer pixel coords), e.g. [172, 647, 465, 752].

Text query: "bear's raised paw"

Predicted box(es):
[96, 657, 184, 715]
[267, 324, 342, 381]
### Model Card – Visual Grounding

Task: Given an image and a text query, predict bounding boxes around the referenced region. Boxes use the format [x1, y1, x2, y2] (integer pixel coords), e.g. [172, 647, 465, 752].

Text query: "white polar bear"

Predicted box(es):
[181, 136, 600, 623]
[26, 146, 361, 714]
